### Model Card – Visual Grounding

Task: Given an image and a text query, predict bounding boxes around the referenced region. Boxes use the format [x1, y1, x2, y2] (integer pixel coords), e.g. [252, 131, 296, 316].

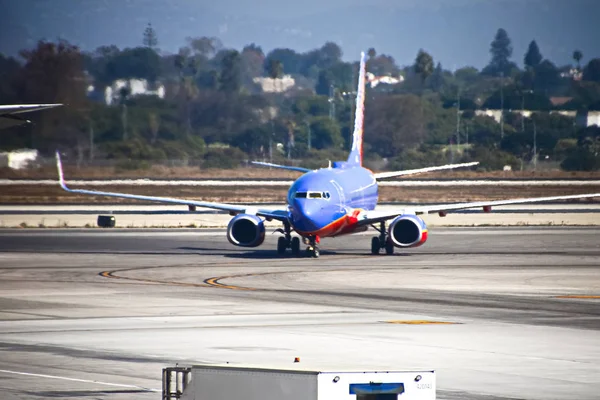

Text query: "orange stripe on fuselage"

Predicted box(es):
[295, 209, 362, 238]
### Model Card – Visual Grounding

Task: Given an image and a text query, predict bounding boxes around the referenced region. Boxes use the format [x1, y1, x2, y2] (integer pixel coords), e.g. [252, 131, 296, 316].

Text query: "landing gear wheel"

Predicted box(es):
[277, 236, 287, 254]
[306, 246, 320, 258]
[371, 237, 381, 255]
[291, 237, 301, 256]
[385, 239, 394, 255]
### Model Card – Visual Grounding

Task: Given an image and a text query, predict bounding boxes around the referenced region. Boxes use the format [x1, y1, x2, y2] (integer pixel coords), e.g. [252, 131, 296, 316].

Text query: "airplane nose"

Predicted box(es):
[291, 199, 323, 232]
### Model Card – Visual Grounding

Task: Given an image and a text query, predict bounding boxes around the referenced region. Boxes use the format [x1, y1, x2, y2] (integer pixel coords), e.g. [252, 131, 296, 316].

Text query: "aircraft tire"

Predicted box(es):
[277, 236, 287, 254]
[371, 237, 381, 255]
[291, 237, 301, 256]
[385, 239, 394, 255]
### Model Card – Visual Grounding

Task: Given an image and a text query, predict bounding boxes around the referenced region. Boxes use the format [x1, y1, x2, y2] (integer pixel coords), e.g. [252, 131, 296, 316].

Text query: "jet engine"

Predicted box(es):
[226, 214, 266, 247]
[388, 214, 428, 248]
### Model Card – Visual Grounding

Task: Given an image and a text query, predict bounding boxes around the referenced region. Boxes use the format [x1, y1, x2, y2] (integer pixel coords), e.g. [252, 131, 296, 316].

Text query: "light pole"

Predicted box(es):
[456, 87, 461, 146]
[521, 89, 533, 132]
[500, 71, 504, 139]
[533, 118, 537, 171]
[305, 119, 311, 150]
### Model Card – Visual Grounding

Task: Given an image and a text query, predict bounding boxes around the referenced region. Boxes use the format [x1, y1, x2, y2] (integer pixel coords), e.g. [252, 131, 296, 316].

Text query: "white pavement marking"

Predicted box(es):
[0, 368, 160, 392]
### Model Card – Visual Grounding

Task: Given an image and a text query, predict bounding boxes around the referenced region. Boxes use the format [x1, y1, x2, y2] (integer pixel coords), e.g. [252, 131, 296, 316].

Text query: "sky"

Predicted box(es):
[0, 0, 598, 69]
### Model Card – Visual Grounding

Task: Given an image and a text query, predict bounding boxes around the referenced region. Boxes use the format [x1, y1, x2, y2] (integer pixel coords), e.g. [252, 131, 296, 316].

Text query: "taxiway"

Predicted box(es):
[0, 228, 598, 399]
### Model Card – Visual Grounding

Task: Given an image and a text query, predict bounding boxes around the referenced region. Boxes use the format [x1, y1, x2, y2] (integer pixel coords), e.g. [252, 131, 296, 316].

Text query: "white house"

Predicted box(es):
[87, 78, 166, 105]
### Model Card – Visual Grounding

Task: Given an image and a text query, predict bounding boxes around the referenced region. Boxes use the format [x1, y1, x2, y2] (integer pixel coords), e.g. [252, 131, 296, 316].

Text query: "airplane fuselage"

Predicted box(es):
[287, 163, 378, 237]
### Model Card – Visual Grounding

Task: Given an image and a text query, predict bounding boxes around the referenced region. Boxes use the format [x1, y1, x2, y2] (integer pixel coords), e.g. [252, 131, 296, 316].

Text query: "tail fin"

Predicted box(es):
[347, 51, 367, 166]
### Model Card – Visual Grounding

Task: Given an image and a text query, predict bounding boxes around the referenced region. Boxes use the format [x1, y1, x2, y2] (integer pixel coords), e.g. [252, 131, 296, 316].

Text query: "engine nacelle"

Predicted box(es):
[388, 214, 428, 248]
[226, 214, 266, 247]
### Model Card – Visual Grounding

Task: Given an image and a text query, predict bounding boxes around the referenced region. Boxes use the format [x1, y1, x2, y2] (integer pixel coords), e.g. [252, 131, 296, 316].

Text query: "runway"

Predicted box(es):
[0, 228, 599, 399]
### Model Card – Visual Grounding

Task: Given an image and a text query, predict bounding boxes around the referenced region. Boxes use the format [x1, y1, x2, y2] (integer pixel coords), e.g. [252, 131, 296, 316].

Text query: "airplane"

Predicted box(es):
[0, 104, 63, 130]
[55, 52, 600, 258]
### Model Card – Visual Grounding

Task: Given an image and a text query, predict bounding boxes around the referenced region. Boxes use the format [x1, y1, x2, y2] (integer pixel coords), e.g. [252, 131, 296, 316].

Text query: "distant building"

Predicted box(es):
[87, 78, 166, 105]
[474, 109, 599, 128]
[253, 75, 296, 93]
[577, 111, 600, 128]
[560, 68, 583, 81]
[549, 97, 573, 107]
[366, 72, 404, 88]
[0, 149, 39, 169]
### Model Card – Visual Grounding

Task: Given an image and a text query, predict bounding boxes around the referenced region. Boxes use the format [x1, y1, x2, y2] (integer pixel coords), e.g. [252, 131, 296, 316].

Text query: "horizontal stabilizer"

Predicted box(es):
[251, 161, 311, 173]
[374, 162, 479, 180]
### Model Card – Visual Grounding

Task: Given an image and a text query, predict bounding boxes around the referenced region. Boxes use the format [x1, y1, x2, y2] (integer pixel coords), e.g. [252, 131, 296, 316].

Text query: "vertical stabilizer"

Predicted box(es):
[347, 51, 367, 166]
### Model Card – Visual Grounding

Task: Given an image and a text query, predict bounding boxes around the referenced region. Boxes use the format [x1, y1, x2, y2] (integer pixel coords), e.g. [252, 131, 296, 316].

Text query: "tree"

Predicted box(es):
[266, 59, 283, 80]
[0, 54, 21, 103]
[17, 40, 90, 152]
[142, 23, 158, 50]
[219, 50, 241, 93]
[106, 47, 162, 83]
[533, 60, 560, 94]
[148, 112, 160, 144]
[186, 36, 222, 58]
[265, 48, 302, 75]
[482, 28, 515, 77]
[364, 95, 425, 157]
[414, 49, 434, 85]
[368, 54, 399, 77]
[315, 70, 333, 96]
[318, 42, 343, 68]
[573, 50, 583, 70]
[583, 59, 600, 82]
[524, 40, 542, 69]
[240, 44, 265, 86]
[309, 116, 343, 150]
[367, 48, 377, 59]
[428, 62, 445, 91]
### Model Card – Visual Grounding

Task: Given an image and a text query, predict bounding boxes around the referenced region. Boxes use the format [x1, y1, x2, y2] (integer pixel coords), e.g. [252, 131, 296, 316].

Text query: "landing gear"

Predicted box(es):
[371, 221, 394, 255]
[371, 237, 380, 255]
[277, 236, 287, 254]
[305, 236, 320, 258]
[291, 237, 300, 256]
[276, 221, 302, 257]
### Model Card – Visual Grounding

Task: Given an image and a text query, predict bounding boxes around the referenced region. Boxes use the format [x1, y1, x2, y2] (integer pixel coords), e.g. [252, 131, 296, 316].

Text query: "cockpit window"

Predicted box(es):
[294, 191, 330, 200]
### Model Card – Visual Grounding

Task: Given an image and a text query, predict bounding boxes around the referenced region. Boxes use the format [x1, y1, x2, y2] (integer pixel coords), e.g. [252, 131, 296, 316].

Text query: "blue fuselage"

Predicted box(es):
[286, 163, 378, 237]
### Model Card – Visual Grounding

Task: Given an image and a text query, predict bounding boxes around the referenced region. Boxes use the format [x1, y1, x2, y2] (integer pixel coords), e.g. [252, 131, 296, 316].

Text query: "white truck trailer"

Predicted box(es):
[166, 365, 435, 400]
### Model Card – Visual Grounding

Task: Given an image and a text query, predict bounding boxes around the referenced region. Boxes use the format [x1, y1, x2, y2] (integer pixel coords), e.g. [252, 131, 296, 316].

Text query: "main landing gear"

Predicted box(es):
[371, 221, 394, 255]
[276, 221, 301, 257]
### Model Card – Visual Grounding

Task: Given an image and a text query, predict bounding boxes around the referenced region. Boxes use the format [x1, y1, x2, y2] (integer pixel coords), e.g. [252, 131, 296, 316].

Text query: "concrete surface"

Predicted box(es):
[0, 228, 598, 400]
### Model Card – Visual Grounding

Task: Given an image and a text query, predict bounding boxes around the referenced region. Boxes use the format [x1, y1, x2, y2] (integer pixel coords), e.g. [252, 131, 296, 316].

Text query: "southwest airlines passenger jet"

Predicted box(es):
[56, 52, 600, 258]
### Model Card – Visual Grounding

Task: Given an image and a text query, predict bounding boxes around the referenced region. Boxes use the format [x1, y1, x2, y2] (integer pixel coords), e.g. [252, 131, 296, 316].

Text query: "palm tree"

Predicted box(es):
[573, 50, 583, 71]
[118, 85, 130, 140]
[181, 76, 198, 136]
[414, 49, 434, 87]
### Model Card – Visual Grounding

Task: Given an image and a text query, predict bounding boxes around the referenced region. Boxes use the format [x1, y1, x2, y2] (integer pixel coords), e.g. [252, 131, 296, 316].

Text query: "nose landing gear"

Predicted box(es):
[304, 235, 320, 258]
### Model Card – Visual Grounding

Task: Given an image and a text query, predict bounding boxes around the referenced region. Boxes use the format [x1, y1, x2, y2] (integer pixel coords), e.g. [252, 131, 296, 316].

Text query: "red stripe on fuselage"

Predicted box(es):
[294, 209, 362, 238]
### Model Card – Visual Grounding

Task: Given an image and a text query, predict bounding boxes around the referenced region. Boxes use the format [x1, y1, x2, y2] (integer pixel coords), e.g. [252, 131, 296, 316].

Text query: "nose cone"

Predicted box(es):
[291, 199, 324, 233]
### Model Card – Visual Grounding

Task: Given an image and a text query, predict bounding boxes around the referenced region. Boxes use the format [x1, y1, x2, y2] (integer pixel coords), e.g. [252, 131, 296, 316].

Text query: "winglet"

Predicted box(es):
[55, 151, 69, 191]
[347, 51, 368, 166]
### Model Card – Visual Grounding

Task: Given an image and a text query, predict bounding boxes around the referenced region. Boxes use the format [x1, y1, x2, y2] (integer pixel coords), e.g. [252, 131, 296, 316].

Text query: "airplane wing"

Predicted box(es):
[56, 152, 289, 222]
[373, 162, 479, 179]
[0, 104, 63, 130]
[357, 192, 600, 225]
[251, 161, 311, 173]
